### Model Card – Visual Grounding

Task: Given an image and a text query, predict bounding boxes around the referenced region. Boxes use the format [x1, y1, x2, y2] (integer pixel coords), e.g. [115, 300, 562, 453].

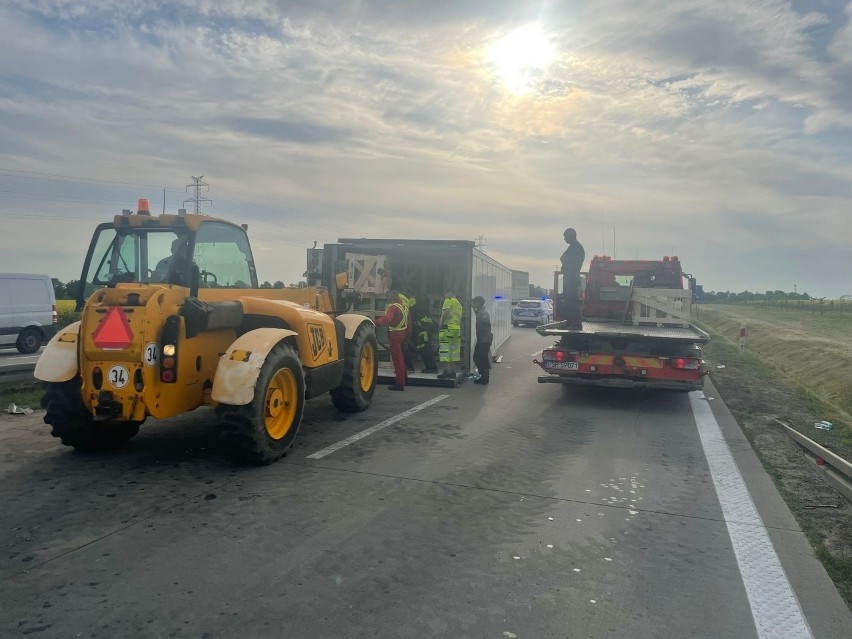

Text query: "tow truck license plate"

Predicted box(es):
[548, 361, 578, 370]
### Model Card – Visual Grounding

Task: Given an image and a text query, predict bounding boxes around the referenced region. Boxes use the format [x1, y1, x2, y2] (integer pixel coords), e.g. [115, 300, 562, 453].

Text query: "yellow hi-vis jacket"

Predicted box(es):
[442, 297, 463, 337]
[387, 302, 409, 332]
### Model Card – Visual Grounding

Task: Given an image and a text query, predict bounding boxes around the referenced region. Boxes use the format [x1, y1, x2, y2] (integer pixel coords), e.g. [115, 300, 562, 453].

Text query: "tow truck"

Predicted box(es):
[535, 255, 709, 391]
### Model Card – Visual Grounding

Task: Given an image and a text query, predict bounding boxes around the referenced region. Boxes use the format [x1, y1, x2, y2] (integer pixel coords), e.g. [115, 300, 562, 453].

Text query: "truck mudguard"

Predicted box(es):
[34, 321, 81, 383]
[211, 328, 299, 406]
[335, 313, 374, 339]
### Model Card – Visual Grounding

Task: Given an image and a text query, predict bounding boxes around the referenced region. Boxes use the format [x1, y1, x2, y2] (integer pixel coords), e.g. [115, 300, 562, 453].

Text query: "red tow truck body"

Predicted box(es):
[535, 256, 709, 391]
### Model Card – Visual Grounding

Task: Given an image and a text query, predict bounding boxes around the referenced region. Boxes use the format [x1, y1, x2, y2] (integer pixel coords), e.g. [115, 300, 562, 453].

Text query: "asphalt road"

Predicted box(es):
[0, 347, 41, 365]
[0, 329, 848, 638]
[0, 347, 42, 383]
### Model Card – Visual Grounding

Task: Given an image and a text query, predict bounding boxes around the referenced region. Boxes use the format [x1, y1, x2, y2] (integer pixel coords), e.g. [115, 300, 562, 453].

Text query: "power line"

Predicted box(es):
[0, 167, 175, 190]
[0, 163, 366, 237]
[183, 175, 212, 214]
[0, 150, 179, 180]
[0, 162, 367, 241]
[0, 212, 106, 221]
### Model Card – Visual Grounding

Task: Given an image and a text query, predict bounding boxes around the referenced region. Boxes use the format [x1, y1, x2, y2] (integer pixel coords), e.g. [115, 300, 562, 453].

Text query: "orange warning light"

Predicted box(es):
[137, 198, 151, 215]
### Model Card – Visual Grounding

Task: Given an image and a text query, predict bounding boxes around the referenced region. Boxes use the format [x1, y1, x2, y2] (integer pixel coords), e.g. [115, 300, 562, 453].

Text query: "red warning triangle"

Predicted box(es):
[92, 307, 134, 349]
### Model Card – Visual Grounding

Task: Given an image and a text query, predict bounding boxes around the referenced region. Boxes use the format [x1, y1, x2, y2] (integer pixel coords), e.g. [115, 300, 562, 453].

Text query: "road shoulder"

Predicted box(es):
[705, 377, 851, 636]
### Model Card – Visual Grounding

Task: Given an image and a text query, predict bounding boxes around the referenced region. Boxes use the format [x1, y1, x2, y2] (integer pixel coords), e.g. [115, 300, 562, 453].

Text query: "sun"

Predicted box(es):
[487, 23, 555, 94]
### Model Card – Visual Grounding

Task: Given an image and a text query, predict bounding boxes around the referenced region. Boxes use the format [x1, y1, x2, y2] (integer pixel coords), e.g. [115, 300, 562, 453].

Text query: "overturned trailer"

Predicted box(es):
[321, 239, 512, 385]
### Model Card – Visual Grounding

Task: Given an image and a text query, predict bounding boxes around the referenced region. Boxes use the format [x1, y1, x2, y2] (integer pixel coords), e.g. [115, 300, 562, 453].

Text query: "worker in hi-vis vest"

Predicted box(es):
[374, 290, 411, 391]
[438, 288, 463, 380]
[398, 291, 416, 374]
[402, 291, 438, 374]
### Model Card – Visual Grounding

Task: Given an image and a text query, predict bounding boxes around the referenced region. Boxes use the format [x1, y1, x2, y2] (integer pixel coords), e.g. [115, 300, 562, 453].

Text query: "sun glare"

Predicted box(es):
[488, 23, 554, 94]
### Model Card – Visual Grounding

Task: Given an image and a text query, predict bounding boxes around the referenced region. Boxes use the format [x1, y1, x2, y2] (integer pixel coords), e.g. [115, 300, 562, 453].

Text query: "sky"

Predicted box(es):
[1, 0, 850, 297]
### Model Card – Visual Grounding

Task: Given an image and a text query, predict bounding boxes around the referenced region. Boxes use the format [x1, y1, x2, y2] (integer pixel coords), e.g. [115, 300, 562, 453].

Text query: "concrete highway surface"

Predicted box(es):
[1, 329, 849, 638]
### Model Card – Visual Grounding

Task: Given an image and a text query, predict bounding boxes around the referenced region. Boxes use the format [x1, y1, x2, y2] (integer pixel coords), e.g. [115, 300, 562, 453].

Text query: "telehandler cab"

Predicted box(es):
[35, 200, 378, 464]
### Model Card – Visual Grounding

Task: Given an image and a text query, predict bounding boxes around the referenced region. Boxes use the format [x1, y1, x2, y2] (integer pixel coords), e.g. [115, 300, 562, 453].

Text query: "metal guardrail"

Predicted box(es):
[0, 362, 37, 385]
[774, 418, 852, 503]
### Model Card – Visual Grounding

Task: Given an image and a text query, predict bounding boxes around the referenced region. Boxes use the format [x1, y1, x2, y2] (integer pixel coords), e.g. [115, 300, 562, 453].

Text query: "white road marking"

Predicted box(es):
[307, 395, 449, 460]
[689, 391, 813, 639]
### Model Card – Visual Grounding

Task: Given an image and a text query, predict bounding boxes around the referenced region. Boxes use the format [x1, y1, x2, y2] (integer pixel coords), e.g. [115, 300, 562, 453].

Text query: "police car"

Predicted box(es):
[512, 299, 553, 327]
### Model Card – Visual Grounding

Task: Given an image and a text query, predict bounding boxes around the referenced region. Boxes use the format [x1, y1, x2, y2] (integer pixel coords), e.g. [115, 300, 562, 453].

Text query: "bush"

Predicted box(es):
[57, 307, 81, 330]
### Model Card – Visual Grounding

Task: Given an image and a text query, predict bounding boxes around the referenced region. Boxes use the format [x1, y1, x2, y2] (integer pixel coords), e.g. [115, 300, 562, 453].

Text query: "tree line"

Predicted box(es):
[50, 278, 827, 304]
[700, 290, 814, 303]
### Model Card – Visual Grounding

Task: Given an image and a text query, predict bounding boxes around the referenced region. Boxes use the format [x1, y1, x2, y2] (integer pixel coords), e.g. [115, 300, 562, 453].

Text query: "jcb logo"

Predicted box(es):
[308, 324, 327, 360]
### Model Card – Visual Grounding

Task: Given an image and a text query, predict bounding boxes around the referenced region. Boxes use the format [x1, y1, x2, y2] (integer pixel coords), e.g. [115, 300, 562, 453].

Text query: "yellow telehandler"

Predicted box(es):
[35, 200, 377, 464]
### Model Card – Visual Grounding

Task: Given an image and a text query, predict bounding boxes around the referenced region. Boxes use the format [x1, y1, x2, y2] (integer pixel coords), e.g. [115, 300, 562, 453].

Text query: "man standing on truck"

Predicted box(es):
[374, 290, 410, 391]
[561, 228, 585, 329]
[438, 288, 463, 380]
[471, 296, 493, 385]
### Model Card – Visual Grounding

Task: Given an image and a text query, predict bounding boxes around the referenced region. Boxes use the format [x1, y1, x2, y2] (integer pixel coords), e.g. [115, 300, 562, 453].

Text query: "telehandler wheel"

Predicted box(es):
[217, 343, 305, 465]
[42, 378, 140, 451]
[16, 327, 43, 354]
[330, 322, 378, 413]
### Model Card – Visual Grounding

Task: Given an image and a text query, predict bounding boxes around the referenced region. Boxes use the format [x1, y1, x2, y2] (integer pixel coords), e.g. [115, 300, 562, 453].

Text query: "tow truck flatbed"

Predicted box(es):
[537, 320, 709, 343]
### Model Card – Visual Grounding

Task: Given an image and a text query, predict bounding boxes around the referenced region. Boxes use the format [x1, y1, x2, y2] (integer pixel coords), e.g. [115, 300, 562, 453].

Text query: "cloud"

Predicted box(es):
[0, 1, 850, 296]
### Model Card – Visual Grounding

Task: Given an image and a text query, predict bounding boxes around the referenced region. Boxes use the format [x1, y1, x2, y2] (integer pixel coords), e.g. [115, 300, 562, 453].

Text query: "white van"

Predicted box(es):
[0, 273, 57, 354]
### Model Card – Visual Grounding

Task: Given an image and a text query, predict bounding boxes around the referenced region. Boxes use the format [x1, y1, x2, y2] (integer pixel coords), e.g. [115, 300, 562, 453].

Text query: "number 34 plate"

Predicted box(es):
[108, 365, 130, 389]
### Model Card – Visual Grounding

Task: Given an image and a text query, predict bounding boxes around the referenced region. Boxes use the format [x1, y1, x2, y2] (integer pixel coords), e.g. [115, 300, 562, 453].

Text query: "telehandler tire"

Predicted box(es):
[217, 342, 305, 465]
[42, 378, 140, 451]
[330, 322, 378, 413]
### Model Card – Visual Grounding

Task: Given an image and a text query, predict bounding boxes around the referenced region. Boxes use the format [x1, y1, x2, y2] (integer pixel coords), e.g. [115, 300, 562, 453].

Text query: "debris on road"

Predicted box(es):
[814, 420, 834, 431]
[7, 403, 33, 415]
[716, 364, 726, 369]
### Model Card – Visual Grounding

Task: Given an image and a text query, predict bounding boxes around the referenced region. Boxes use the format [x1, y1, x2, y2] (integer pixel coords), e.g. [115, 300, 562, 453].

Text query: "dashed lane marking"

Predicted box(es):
[689, 391, 812, 639]
[306, 395, 450, 460]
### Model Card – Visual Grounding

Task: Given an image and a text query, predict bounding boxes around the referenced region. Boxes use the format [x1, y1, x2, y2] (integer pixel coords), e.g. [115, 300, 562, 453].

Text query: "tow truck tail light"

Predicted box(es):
[542, 350, 576, 363]
[669, 357, 700, 370]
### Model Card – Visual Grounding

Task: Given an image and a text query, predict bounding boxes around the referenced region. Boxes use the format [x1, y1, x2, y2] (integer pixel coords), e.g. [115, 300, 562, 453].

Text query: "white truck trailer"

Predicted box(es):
[321, 239, 513, 386]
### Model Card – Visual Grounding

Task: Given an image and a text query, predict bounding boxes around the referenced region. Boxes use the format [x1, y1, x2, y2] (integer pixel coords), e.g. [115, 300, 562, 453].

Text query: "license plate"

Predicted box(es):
[517, 311, 533, 316]
[547, 361, 578, 370]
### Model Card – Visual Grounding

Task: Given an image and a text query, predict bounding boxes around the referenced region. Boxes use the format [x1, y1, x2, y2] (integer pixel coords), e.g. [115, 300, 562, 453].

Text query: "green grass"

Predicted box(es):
[56, 302, 81, 330]
[786, 488, 852, 607]
[697, 304, 852, 443]
[0, 380, 44, 411]
[698, 310, 852, 608]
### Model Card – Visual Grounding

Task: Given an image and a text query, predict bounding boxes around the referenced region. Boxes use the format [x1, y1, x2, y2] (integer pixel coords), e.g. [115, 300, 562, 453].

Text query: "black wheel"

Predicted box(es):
[217, 342, 305, 464]
[42, 378, 140, 451]
[330, 322, 378, 413]
[16, 327, 43, 354]
[512, 321, 520, 327]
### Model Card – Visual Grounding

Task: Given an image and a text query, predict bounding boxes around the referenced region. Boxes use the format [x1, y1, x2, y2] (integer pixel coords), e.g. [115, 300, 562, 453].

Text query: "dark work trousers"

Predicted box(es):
[403, 341, 417, 370]
[419, 343, 438, 371]
[562, 277, 583, 327]
[389, 331, 408, 386]
[473, 340, 492, 381]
